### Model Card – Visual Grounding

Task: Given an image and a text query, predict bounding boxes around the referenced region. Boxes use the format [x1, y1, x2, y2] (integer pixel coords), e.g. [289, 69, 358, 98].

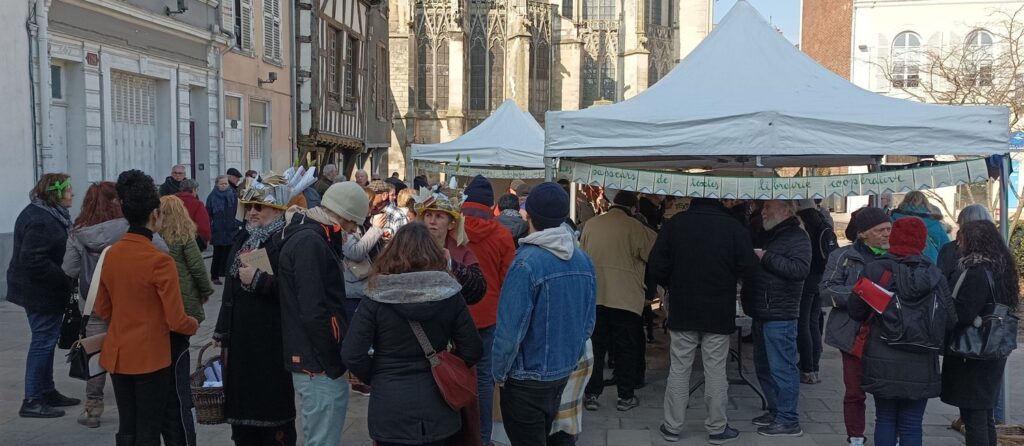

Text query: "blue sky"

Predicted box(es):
[713, 0, 801, 45]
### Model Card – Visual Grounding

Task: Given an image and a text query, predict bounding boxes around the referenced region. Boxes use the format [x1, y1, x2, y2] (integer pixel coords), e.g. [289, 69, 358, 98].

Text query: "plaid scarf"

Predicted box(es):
[229, 215, 286, 291]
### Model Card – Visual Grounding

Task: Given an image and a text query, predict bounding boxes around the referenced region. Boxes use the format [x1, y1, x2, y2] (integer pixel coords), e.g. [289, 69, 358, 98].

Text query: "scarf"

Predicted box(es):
[500, 209, 522, 219]
[32, 198, 72, 234]
[207, 187, 237, 215]
[230, 215, 286, 291]
[285, 205, 335, 227]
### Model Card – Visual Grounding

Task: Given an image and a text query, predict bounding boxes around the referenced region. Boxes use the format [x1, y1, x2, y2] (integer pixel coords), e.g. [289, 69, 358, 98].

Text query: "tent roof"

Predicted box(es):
[544, 0, 1008, 164]
[412, 100, 545, 168]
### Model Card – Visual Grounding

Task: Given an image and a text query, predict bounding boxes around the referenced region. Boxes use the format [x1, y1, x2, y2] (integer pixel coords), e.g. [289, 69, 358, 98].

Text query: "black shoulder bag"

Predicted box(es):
[947, 268, 1018, 360]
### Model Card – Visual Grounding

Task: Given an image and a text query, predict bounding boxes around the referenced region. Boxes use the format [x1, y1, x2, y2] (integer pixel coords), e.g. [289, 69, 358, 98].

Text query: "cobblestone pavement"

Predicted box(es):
[2, 282, 1021, 445]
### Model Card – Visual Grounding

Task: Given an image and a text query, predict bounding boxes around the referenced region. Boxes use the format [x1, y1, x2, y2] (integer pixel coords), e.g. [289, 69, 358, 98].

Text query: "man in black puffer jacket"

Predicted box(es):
[741, 200, 810, 437]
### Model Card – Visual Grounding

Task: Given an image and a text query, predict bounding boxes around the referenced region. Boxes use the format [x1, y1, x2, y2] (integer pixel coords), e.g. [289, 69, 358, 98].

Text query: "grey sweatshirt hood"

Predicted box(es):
[519, 225, 576, 260]
[72, 218, 129, 252]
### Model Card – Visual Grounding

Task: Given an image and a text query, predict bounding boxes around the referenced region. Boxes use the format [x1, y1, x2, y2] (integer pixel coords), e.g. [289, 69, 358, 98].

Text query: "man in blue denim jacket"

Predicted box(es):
[492, 182, 597, 446]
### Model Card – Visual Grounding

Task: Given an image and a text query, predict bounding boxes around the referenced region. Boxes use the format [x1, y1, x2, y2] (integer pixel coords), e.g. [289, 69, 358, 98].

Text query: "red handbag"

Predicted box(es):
[407, 320, 478, 410]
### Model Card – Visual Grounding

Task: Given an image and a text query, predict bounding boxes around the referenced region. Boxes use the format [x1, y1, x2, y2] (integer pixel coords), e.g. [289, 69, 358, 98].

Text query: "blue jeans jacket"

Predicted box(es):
[492, 244, 597, 383]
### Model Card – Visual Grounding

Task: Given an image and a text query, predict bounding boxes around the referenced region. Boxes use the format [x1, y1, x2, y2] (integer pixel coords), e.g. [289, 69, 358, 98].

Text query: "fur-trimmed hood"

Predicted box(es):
[365, 271, 462, 321]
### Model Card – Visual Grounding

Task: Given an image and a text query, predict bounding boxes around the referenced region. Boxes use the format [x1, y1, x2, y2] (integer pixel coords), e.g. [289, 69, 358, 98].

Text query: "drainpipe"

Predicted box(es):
[289, 0, 297, 164]
[26, 4, 40, 181]
[35, 0, 51, 175]
[215, 2, 236, 173]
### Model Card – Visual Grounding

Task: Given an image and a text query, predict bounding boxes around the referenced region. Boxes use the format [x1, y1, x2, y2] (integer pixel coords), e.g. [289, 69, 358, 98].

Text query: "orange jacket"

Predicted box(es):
[95, 232, 198, 375]
[462, 202, 516, 329]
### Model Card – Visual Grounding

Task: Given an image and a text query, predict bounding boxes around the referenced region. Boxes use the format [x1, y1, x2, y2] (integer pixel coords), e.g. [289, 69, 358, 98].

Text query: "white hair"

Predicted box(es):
[323, 164, 338, 177]
[957, 204, 992, 225]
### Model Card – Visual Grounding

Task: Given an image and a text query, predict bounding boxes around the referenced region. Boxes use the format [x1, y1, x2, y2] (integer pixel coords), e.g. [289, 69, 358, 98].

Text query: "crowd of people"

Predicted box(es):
[5, 163, 1020, 446]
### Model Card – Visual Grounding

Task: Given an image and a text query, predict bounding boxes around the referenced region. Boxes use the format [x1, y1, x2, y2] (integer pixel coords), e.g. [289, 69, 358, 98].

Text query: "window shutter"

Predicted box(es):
[241, 0, 253, 51]
[263, 0, 281, 60]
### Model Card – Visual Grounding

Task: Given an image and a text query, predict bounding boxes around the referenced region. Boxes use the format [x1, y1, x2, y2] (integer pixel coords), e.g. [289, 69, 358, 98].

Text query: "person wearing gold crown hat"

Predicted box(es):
[213, 173, 297, 445]
[413, 189, 487, 305]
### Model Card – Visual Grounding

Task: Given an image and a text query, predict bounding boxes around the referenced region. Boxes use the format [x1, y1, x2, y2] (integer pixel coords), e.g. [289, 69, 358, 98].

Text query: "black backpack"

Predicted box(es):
[800, 210, 838, 274]
[876, 263, 948, 353]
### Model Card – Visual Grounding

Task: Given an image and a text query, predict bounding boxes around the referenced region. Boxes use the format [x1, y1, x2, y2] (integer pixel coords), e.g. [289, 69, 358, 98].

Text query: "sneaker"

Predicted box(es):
[659, 424, 681, 442]
[849, 437, 865, 446]
[584, 394, 599, 411]
[800, 372, 816, 384]
[708, 425, 739, 444]
[757, 423, 803, 437]
[212, 278, 223, 285]
[42, 390, 80, 407]
[19, 399, 65, 418]
[351, 383, 371, 396]
[812, 372, 822, 384]
[616, 396, 639, 412]
[751, 412, 775, 426]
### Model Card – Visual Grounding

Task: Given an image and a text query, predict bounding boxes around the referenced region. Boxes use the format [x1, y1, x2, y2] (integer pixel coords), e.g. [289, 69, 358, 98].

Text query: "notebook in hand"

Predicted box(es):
[853, 276, 894, 314]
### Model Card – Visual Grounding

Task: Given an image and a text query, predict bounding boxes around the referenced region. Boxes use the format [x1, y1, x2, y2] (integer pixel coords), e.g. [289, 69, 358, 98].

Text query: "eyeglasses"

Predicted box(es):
[244, 203, 264, 212]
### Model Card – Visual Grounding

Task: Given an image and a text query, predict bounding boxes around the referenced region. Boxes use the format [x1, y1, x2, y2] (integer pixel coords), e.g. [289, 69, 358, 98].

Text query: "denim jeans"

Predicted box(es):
[797, 274, 823, 373]
[477, 326, 496, 444]
[873, 397, 927, 446]
[501, 378, 568, 446]
[753, 319, 801, 426]
[24, 310, 62, 401]
[292, 373, 349, 446]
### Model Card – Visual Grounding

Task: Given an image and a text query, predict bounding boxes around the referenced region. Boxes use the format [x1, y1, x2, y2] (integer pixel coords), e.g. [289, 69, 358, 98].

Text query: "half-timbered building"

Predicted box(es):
[296, 0, 391, 175]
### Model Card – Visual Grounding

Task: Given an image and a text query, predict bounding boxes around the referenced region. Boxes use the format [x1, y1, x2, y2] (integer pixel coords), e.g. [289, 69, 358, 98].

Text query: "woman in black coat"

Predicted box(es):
[6, 173, 79, 418]
[849, 217, 956, 446]
[342, 223, 483, 446]
[213, 198, 296, 446]
[941, 220, 1019, 446]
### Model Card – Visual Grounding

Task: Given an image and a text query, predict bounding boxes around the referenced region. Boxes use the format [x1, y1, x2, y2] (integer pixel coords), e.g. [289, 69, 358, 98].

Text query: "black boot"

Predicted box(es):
[116, 434, 136, 446]
[43, 390, 81, 407]
[19, 399, 65, 418]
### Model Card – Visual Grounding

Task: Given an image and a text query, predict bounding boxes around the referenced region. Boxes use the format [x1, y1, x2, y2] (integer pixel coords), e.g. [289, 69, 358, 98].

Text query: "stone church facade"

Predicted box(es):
[386, 0, 713, 176]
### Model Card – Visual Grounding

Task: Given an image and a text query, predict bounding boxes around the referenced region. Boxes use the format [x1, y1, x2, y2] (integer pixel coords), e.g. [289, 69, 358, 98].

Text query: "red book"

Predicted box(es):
[853, 276, 894, 314]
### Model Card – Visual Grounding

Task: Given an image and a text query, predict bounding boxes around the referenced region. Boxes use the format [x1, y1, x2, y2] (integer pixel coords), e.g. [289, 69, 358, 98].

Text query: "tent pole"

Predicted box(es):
[570, 182, 577, 223]
[999, 152, 1011, 423]
[545, 157, 555, 182]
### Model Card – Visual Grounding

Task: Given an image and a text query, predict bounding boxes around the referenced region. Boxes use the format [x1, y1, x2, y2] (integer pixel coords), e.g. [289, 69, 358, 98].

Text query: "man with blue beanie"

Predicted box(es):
[492, 182, 597, 445]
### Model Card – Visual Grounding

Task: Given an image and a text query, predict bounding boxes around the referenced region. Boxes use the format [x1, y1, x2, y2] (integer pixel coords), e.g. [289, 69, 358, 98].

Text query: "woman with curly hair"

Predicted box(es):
[7, 172, 78, 418]
[95, 170, 198, 446]
[63, 181, 169, 427]
[941, 220, 1020, 446]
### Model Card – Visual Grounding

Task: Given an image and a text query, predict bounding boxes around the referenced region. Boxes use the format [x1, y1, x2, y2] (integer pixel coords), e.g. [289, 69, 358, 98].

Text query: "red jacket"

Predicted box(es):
[175, 192, 212, 243]
[462, 202, 516, 328]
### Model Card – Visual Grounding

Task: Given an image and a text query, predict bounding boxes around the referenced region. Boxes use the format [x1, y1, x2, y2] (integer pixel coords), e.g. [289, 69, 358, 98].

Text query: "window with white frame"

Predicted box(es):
[225, 95, 242, 125]
[583, 0, 614, 20]
[248, 99, 269, 170]
[235, 0, 253, 51]
[263, 0, 282, 61]
[966, 30, 994, 87]
[891, 31, 921, 88]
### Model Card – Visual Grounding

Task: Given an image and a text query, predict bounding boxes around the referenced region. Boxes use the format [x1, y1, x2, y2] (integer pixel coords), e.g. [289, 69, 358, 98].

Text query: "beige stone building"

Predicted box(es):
[386, 0, 714, 177]
[222, 0, 294, 174]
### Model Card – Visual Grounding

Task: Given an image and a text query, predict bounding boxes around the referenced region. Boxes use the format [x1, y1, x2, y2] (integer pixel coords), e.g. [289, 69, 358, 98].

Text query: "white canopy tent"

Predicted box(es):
[413, 100, 545, 173]
[543, 0, 1008, 170]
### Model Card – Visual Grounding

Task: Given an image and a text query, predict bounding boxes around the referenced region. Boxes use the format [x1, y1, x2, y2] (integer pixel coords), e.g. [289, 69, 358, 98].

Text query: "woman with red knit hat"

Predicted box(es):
[848, 217, 957, 446]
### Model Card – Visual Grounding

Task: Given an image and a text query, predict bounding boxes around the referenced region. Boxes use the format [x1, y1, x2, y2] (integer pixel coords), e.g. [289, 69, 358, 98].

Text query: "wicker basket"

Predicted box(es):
[189, 342, 225, 425]
[998, 425, 1024, 446]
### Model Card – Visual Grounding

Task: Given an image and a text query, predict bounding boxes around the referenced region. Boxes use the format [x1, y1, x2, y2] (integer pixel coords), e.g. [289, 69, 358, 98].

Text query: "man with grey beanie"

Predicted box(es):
[278, 181, 369, 446]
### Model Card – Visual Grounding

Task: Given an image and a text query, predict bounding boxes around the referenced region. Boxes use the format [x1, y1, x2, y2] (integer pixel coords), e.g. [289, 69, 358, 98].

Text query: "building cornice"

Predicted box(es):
[61, 0, 229, 46]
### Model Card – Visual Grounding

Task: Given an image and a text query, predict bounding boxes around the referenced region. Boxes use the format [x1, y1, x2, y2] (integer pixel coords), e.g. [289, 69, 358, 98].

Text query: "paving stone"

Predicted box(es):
[607, 428, 651, 446]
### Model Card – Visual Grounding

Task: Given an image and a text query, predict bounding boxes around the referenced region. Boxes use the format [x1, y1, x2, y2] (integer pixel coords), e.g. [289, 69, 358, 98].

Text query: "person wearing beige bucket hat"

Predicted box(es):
[413, 190, 487, 305]
[276, 181, 369, 446]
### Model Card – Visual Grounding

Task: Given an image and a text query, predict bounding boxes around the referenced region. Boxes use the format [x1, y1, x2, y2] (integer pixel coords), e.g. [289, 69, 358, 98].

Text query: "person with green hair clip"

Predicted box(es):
[7, 173, 79, 418]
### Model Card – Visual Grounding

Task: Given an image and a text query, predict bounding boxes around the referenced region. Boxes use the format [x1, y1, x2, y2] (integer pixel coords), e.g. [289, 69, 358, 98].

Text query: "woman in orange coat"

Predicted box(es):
[94, 170, 198, 446]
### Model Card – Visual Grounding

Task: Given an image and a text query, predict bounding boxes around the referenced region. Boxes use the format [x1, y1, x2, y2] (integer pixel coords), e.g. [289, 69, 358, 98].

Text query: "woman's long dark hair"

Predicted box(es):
[74, 182, 123, 229]
[958, 220, 1019, 309]
[368, 223, 448, 289]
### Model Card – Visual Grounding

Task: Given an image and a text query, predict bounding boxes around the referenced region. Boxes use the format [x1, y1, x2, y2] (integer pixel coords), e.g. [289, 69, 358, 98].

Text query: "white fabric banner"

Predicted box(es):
[556, 160, 988, 199]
